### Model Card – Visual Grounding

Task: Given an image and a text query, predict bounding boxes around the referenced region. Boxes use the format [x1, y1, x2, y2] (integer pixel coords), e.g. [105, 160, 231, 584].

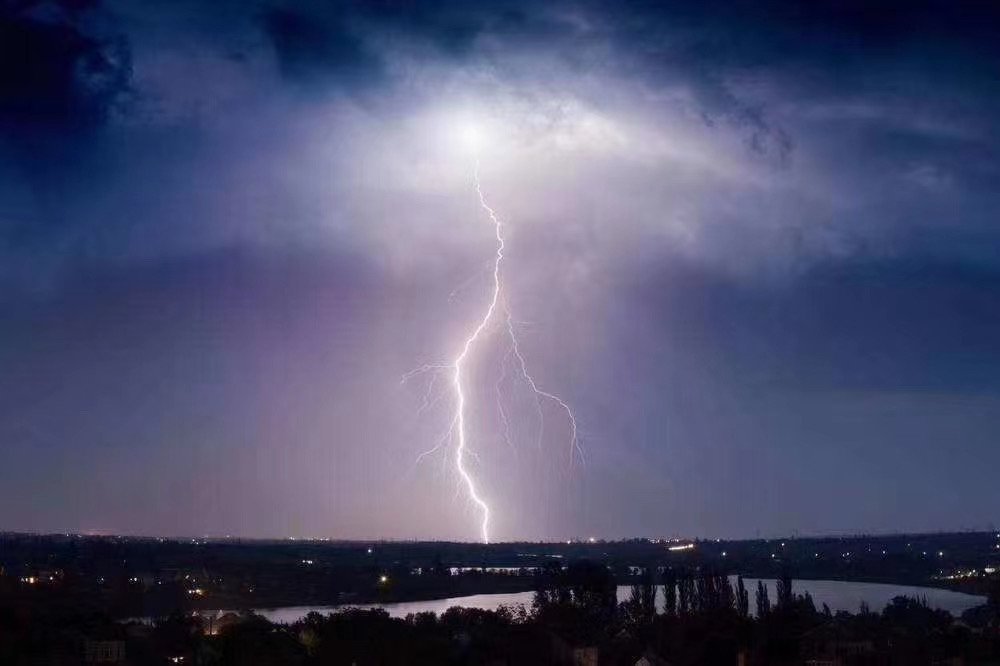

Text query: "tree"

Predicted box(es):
[532, 560, 567, 612]
[626, 567, 656, 627]
[678, 575, 693, 615]
[755, 580, 770, 617]
[534, 559, 617, 640]
[695, 573, 709, 613]
[736, 576, 750, 619]
[718, 574, 735, 612]
[566, 560, 617, 621]
[662, 570, 677, 617]
[775, 569, 793, 609]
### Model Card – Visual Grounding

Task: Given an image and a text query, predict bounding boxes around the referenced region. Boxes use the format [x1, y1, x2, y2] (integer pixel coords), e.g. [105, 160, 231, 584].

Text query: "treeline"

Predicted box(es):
[1, 561, 998, 665]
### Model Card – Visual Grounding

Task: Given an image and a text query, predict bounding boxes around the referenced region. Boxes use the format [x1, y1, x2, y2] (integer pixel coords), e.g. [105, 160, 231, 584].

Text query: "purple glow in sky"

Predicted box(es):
[1, 0, 999, 540]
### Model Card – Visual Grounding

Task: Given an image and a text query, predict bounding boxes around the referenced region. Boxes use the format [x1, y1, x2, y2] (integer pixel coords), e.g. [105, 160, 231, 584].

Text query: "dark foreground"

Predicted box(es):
[2, 563, 999, 665]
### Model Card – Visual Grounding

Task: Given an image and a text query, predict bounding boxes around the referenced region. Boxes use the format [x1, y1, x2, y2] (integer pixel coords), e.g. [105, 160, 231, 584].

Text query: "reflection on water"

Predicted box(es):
[240, 579, 985, 625]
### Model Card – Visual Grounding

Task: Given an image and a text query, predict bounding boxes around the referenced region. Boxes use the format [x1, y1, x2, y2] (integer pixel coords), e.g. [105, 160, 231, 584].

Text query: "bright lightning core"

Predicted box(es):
[404, 143, 582, 544]
[457, 123, 486, 153]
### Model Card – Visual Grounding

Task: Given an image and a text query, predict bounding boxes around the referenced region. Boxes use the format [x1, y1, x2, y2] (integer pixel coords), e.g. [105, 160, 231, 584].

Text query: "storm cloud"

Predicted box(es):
[1, 0, 998, 539]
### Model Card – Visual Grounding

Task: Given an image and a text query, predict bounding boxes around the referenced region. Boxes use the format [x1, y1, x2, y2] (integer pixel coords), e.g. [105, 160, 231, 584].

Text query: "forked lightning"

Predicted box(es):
[404, 155, 581, 543]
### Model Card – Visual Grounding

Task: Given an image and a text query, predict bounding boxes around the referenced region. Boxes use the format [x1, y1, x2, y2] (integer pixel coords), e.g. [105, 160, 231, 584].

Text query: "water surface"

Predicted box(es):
[238, 579, 984, 624]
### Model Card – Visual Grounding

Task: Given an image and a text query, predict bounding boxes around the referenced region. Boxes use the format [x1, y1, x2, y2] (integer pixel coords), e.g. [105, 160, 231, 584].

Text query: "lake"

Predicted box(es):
[228, 579, 985, 625]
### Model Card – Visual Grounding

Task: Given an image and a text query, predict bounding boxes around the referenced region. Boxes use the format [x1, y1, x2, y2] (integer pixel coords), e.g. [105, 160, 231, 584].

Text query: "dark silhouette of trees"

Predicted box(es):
[755, 580, 771, 617]
[217, 613, 304, 666]
[3, 573, 998, 666]
[624, 566, 656, 628]
[533, 559, 617, 644]
[532, 559, 570, 611]
[775, 568, 793, 609]
[736, 575, 750, 619]
[565, 560, 617, 625]
[882, 595, 952, 634]
[662, 570, 677, 617]
[691, 571, 735, 614]
[678, 574, 693, 615]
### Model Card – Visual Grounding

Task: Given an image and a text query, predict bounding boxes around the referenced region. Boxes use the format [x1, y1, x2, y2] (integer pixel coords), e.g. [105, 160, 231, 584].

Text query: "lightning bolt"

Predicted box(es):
[403, 156, 581, 543]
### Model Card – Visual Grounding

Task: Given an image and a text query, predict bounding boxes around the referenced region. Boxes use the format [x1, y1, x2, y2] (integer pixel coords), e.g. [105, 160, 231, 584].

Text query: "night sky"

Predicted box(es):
[2, 0, 999, 541]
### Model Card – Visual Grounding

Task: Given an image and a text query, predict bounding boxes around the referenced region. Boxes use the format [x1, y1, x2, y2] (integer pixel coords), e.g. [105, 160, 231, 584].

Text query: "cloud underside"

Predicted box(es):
[0, 0, 998, 287]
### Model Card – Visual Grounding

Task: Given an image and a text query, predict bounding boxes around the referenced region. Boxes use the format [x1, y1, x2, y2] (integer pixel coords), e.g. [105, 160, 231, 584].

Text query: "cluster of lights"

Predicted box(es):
[935, 566, 997, 581]
[668, 543, 695, 552]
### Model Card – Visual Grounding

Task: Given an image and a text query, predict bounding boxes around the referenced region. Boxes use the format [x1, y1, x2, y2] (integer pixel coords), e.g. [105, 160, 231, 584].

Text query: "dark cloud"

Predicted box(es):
[261, 5, 382, 87]
[0, 0, 132, 264]
[0, 0, 131, 134]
